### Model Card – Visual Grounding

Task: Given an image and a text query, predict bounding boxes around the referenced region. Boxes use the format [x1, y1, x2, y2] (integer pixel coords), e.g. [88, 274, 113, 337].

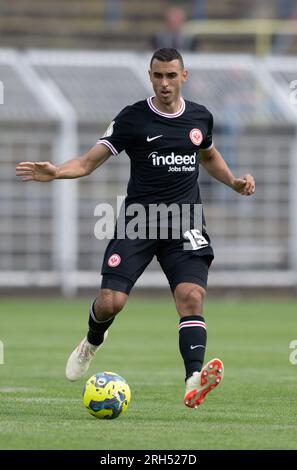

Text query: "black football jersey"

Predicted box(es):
[97, 97, 213, 206]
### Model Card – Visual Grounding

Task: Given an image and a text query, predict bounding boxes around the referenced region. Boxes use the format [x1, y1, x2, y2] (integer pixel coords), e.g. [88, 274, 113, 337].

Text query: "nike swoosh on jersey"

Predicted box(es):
[190, 345, 205, 350]
[146, 135, 163, 142]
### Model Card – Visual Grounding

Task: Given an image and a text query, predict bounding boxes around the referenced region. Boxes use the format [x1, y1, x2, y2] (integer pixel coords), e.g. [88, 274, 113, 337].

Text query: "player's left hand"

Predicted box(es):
[231, 174, 255, 196]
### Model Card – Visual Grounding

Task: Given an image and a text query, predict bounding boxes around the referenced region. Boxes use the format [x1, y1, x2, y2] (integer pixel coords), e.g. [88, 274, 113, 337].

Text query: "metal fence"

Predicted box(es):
[1, 50, 297, 294]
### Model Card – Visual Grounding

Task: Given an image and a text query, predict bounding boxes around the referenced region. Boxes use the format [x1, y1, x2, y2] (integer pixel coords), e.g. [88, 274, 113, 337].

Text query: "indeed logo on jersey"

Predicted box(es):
[148, 152, 197, 173]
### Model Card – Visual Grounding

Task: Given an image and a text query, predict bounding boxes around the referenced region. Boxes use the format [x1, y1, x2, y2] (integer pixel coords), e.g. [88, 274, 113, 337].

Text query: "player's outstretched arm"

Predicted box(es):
[15, 143, 112, 182]
[200, 145, 255, 196]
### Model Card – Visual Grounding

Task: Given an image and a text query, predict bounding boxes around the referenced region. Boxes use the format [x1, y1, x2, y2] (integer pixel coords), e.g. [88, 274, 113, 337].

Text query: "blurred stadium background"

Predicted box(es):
[1, 0, 297, 452]
[0, 0, 297, 297]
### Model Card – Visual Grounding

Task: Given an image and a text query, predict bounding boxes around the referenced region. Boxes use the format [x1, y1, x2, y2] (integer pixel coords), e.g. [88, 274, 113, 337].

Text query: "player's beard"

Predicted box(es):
[157, 88, 181, 108]
[159, 90, 172, 102]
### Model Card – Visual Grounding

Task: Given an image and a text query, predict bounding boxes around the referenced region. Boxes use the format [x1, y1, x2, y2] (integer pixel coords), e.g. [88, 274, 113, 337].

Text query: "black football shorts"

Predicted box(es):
[100, 232, 214, 295]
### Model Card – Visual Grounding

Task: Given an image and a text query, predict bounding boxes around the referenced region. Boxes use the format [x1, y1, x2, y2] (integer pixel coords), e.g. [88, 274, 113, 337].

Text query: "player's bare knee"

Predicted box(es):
[94, 289, 127, 320]
[174, 283, 206, 314]
[112, 292, 127, 314]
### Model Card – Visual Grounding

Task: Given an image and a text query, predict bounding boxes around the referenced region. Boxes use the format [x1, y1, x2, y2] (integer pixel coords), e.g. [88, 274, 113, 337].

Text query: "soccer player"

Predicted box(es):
[16, 48, 255, 409]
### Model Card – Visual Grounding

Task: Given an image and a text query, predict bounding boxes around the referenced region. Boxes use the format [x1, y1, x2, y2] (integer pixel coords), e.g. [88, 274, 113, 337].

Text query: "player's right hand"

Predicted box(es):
[15, 161, 57, 182]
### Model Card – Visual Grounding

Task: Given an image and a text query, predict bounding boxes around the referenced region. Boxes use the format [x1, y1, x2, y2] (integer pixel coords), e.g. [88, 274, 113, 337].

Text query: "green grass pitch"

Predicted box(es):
[0, 297, 296, 450]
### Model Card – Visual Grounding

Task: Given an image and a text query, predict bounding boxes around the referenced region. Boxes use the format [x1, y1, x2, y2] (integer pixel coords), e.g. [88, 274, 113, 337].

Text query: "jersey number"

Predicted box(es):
[184, 229, 208, 250]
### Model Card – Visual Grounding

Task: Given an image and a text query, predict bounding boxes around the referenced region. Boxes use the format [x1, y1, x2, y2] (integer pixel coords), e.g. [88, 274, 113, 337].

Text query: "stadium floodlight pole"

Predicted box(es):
[253, 60, 297, 287]
[287, 93, 297, 285]
[289, 131, 297, 284]
[41, 79, 79, 297]
[17, 53, 79, 296]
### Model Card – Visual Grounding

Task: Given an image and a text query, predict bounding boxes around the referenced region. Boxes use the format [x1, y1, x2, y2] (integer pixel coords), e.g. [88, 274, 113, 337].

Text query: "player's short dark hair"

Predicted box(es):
[150, 48, 184, 69]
